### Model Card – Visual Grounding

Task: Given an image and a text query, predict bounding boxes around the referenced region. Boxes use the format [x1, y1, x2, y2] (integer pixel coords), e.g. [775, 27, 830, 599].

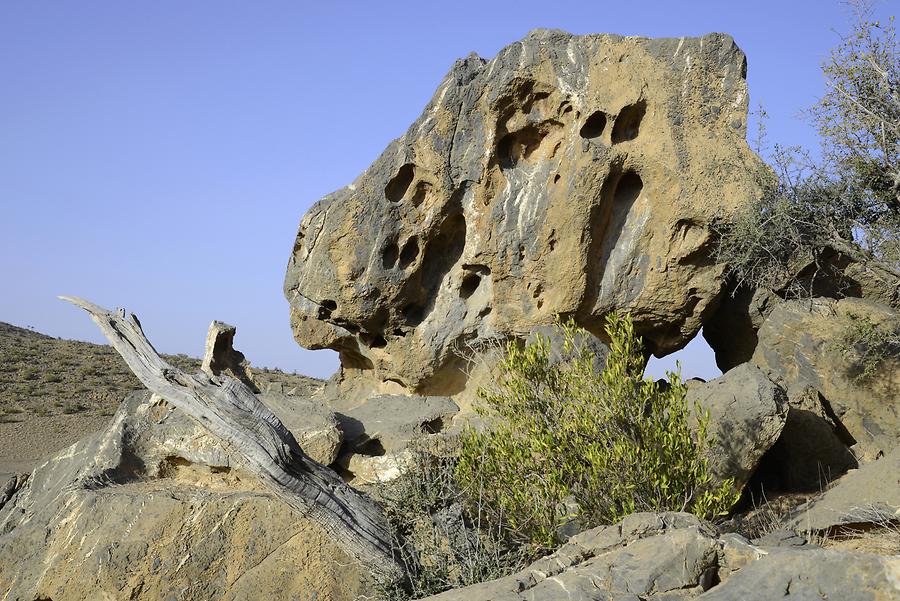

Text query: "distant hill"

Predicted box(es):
[0, 321, 323, 422]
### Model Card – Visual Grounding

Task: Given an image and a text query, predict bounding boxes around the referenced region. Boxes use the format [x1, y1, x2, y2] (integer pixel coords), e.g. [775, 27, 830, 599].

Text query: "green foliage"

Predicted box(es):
[713, 146, 840, 294]
[455, 314, 738, 551]
[834, 311, 900, 381]
[717, 4, 900, 292]
[374, 451, 527, 601]
[812, 4, 900, 265]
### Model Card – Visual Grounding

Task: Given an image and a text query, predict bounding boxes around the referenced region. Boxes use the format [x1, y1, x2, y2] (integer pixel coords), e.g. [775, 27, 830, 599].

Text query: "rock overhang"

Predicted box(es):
[284, 29, 766, 393]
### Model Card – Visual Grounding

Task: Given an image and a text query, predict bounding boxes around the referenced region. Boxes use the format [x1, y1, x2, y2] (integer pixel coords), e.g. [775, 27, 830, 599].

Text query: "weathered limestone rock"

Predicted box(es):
[0, 392, 369, 600]
[785, 446, 900, 532]
[420, 512, 900, 601]
[750, 297, 900, 463]
[201, 320, 259, 393]
[685, 363, 787, 492]
[698, 547, 900, 601]
[335, 394, 459, 484]
[259, 391, 343, 465]
[424, 512, 721, 601]
[285, 30, 763, 395]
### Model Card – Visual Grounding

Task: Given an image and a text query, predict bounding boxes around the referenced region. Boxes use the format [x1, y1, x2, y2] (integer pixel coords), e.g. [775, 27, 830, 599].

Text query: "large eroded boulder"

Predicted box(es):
[0, 392, 369, 600]
[685, 363, 788, 492]
[750, 297, 900, 463]
[284, 29, 763, 394]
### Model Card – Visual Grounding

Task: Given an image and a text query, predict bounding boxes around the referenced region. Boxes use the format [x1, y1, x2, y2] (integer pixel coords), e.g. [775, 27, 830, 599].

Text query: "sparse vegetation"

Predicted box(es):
[0, 321, 321, 419]
[374, 450, 528, 601]
[834, 311, 900, 381]
[716, 2, 899, 293]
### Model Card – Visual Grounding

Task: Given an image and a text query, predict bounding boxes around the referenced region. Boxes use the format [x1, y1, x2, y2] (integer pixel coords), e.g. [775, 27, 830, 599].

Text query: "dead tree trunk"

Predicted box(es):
[61, 296, 399, 578]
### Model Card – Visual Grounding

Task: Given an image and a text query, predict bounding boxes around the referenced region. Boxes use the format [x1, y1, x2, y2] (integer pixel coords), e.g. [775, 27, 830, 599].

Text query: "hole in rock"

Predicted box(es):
[421, 213, 466, 292]
[580, 111, 607, 139]
[424, 417, 445, 434]
[356, 438, 386, 457]
[614, 171, 643, 206]
[317, 299, 337, 320]
[399, 237, 419, 269]
[382, 242, 399, 269]
[612, 100, 646, 144]
[410, 181, 431, 207]
[644, 329, 722, 382]
[360, 331, 387, 349]
[497, 124, 546, 169]
[385, 163, 415, 202]
[402, 302, 425, 327]
[459, 272, 481, 299]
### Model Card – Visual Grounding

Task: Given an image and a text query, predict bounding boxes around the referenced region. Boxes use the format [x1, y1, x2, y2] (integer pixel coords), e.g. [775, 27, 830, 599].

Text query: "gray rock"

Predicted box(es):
[258, 392, 344, 465]
[420, 512, 900, 601]
[425, 512, 720, 601]
[785, 446, 900, 532]
[758, 385, 859, 492]
[698, 547, 900, 600]
[685, 363, 788, 491]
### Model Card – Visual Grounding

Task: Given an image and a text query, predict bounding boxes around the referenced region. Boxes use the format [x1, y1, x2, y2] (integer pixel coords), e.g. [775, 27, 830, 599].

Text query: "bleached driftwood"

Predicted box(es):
[60, 296, 398, 576]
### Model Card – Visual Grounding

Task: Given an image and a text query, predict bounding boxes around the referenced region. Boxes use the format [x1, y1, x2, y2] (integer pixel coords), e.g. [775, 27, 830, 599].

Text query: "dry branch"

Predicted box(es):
[60, 296, 398, 577]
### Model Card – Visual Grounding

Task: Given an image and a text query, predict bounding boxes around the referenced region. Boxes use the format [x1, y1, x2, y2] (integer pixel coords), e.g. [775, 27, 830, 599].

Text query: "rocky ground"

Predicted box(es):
[0, 321, 322, 479]
[1, 28, 898, 601]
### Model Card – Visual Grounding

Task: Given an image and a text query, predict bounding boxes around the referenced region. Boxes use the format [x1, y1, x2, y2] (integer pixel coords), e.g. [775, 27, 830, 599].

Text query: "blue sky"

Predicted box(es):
[1, 1, 893, 380]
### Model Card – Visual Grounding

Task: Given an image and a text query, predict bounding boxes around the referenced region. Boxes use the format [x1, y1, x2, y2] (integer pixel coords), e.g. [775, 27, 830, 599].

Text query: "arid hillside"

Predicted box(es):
[0, 321, 323, 478]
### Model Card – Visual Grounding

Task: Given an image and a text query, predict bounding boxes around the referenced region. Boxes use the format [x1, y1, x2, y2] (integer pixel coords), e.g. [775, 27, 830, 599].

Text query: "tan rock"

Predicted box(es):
[751, 297, 900, 463]
[0, 392, 370, 600]
[201, 320, 259, 393]
[284, 30, 764, 396]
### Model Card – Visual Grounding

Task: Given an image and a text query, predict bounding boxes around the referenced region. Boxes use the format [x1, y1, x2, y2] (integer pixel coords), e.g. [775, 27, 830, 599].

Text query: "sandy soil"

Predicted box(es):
[0, 413, 112, 481]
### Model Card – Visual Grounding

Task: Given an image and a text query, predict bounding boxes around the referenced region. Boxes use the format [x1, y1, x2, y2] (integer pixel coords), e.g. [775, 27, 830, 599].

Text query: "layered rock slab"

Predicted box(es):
[750, 297, 900, 463]
[285, 29, 763, 394]
[0, 391, 369, 600]
[421, 512, 900, 601]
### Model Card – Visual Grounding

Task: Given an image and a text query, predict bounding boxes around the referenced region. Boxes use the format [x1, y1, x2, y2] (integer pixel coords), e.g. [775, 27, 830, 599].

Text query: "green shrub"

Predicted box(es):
[456, 314, 738, 550]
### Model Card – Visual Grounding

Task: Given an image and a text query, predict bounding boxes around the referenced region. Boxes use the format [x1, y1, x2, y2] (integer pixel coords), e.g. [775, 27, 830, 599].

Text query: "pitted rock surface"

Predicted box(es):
[284, 29, 763, 394]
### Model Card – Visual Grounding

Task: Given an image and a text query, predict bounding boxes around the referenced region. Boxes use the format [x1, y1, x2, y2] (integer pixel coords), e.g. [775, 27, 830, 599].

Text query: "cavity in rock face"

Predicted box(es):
[284, 29, 764, 396]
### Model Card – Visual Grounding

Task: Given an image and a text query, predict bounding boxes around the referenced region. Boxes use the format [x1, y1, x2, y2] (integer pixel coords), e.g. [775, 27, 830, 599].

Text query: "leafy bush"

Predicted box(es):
[455, 314, 738, 550]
